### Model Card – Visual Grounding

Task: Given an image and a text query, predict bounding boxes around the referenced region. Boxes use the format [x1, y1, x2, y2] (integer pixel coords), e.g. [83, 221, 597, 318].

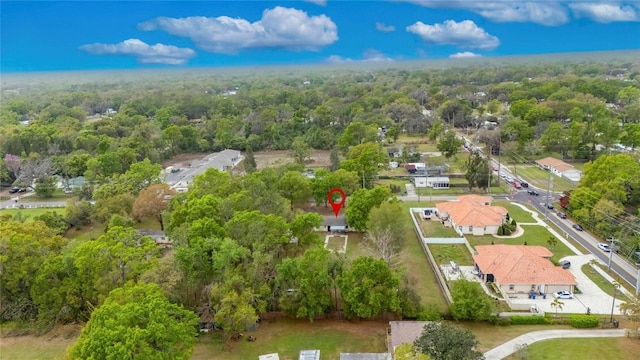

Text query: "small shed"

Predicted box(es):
[426, 177, 450, 189]
[259, 354, 280, 360]
[299, 350, 320, 360]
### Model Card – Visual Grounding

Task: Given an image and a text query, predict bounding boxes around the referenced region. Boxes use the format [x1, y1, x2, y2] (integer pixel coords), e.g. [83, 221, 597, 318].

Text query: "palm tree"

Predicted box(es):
[551, 297, 564, 318]
[588, 258, 600, 274]
[547, 236, 558, 250]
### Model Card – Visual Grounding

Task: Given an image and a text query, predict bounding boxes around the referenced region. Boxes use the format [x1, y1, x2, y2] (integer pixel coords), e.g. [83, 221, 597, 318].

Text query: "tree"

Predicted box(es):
[449, 280, 494, 321]
[337, 122, 378, 153]
[132, 184, 176, 230]
[69, 283, 199, 360]
[289, 212, 323, 247]
[620, 296, 640, 322]
[437, 131, 463, 159]
[311, 169, 359, 207]
[500, 119, 534, 150]
[345, 187, 391, 231]
[34, 175, 57, 198]
[244, 145, 257, 173]
[413, 321, 483, 360]
[551, 297, 564, 318]
[395, 343, 431, 360]
[464, 151, 490, 191]
[365, 200, 410, 265]
[546, 236, 558, 250]
[278, 171, 312, 210]
[290, 136, 311, 166]
[276, 248, 334, 321]
[329, 147, 340, 171]
[341, 142, 388, 188]
[337, 256, 400, 319]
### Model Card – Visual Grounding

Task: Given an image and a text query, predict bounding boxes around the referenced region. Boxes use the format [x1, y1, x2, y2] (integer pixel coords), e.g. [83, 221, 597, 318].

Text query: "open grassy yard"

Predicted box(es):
[466, 225, 574, 263]
[493, 201, 536, 223]
[503, 337, 640, 360]
[413, 214, 460, 238]
[502, 164, 577, 192]
[581, 264, 632, 302]
[325, 235, 347, 252]
[0, 207, 66, 222]
[460, 322, 573, 353]
[0, 325, 81, 360]
[428, 244, 474, 266]
[192, 319, 388, 360]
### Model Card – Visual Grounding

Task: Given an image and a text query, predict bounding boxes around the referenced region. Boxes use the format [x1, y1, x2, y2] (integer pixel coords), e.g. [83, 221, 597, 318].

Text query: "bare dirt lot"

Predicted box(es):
[254, 150, 331, 170]
[162, 152, 209, 168]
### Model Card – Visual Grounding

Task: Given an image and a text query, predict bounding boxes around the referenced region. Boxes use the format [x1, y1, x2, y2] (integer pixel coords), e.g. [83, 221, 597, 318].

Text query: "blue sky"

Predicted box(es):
[2, 1, 640, 72]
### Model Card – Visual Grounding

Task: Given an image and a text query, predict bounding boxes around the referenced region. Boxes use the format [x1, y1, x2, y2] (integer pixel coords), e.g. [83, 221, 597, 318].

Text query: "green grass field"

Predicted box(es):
[466, 224, 574, 263]
[0, 207, 66, 222]
[428, 244, 474, 266]
[414, 214, 460, 238]
[503, 165, 578, 192]
[581, 264, 632, 302]
[503, 337, 640, 360]
[492, 201, 536, 223]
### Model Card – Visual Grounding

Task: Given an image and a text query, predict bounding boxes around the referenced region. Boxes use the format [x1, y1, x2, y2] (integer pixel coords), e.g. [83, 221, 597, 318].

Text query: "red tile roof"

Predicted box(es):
[435, 196, 506, 227]
[473, 245, 576, 285]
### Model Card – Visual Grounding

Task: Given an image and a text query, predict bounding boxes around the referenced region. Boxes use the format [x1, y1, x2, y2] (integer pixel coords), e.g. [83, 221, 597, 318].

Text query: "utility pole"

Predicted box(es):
[610, 282, 620, 323]
[607, 237, 616, 272]
[545, 170, 552, 220]
[488, 146, 492, 194]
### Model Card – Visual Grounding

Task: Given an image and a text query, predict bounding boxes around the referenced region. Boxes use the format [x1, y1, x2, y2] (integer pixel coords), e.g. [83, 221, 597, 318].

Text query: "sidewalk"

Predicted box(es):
[483, 329, 626, 360]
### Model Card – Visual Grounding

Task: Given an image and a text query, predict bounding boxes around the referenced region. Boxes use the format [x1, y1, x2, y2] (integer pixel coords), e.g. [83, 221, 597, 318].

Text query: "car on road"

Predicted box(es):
[500, 172, 506, 178]
[598, 243, 611, 252]
[9, 187, 20, 194]
[513, 181, 521, 189]
[545, 203, 554, 209]
[572, 224, 583, 231]
[527, 190, 539, 196]
[505, 176, 514, 183]
[553, 291, 574, 299]
[521, 182, 529, 188]
[556, 212, 567, 219]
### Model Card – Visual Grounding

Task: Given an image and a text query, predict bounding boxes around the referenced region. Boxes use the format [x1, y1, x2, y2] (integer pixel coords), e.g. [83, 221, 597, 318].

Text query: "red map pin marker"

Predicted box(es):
[327, 188, 346, 218]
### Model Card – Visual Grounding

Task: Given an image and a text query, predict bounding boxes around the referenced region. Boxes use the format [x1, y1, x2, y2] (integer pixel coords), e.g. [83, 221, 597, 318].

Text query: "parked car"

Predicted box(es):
[598, 243, 611, 252]
[500, 172, 506, 178]
[559, 260, 571, 269]
[545, 203, 554, 209]
[553, 291, 574, 299]
[556, 212, 567, 219]
[513, 181, 521, 189]
[572, 224, 583, 231]
[527, 190, 540, 196]
[8, 187, 20, 194]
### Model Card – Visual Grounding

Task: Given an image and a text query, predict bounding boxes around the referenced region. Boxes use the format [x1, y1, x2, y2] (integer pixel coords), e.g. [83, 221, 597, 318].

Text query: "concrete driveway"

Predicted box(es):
[520, 255, 625, 316]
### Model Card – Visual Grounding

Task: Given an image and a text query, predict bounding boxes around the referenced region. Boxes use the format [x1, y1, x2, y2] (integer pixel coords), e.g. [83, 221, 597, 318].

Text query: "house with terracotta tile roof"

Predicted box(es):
[473, 245, 576, 298]
[535, 157, 582, 182]
[435, 195, 508, 236]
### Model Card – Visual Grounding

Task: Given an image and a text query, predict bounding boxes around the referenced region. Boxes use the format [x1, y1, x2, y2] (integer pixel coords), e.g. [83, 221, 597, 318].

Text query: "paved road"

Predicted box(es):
[483, 329, 626, 360]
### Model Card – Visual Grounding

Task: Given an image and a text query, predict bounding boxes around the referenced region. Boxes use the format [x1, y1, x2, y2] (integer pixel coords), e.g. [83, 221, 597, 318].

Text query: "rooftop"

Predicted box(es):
[389, 321, 430, 351]
[436, 196, 506, 227]
[473, 245, 577, 285]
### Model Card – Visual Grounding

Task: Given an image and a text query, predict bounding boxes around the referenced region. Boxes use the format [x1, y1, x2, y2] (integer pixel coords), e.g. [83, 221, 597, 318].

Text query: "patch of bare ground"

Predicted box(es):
[254, 150, 331, 170]
[161, 152, 209, 168]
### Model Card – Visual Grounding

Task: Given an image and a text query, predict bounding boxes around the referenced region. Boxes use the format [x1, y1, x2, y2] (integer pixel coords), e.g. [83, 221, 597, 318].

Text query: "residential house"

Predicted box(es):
[473, 245, 577, 297]
[387, 147, 402, 158]
[388, 321, 429, 353]
[321, 215, 349, 232]
[426, 176, 450, 189]
[435, 195, 507, 235]
[535, 157, 582, 182]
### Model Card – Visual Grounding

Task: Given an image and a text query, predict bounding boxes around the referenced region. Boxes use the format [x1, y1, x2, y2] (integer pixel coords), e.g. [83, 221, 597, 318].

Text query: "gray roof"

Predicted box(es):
[389, 321, 431, 351]
[340, 354, 392, 360]
[299, 350, 320, 360]
[322, 215, 347, 227]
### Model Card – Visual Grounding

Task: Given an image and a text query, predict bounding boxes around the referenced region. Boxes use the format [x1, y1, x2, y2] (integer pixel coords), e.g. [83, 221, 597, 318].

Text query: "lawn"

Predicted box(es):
[582, 264, 632, 302]
[466, 225, 575, 263]
[325, 235, 347, 253]
[398, 202, 449, 311]
[503, 337, 640, 360]
[504, 165, 577, 193]
[493, 201, 536, 223]
[415, 185, 507, 196]
[460, 322, 573, 353]
[0, 207, 66, 222]
[192, 319, 388, 360]
[428, 244, 474, 266]
[0, 325, 81, 360]
[413, 214, 460, 238]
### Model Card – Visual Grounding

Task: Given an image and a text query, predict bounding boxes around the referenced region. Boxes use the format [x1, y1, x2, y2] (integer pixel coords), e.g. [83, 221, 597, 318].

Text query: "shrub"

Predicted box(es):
[502, 225, 512, 235]
[497, 226, 504, 235]
[569, 315, 599, 328]
[510, 315, 551, 325]
[489, 315, 512, 326]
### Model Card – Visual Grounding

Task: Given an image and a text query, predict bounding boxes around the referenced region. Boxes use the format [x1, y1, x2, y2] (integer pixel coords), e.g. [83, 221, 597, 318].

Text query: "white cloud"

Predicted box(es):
[138, 7, 338, 54]
[570, 2, 640, 23]
[450, 51, 482, 58]
[327, 55, 353, 63]
[79, 38, 195, 65]
[327, 49, 394, 63]
[375, 22, 396, 32]
[407, 20, 500, 50]
[402, 1, 569, 26]
[305, 0, 327, 5]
